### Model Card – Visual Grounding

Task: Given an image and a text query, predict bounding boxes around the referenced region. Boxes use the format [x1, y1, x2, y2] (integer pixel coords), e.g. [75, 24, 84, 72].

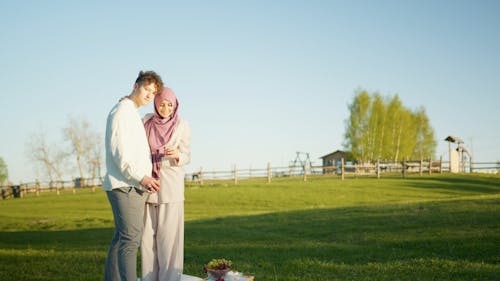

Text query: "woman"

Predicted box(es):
[141, 87, 191, 281]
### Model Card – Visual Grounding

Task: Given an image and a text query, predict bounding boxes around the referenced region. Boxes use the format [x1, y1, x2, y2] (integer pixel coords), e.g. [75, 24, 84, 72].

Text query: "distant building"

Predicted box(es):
[320, 150, 348, 166]
[319, 150, 352, 174]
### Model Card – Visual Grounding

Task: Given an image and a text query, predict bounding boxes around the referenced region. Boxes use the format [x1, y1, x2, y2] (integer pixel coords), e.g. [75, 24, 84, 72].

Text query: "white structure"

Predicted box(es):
[445, 136, 472, 173]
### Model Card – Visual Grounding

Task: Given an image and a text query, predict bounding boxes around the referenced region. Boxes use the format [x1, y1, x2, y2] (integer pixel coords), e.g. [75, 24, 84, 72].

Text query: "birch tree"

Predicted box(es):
[397, 109, 416, 161]
[344, 90, 371, 162]
[368, 93, 386, 160]
[412, 107, 436, 159]
[344, 90, 436, 162]
[384, 95, 404, 161]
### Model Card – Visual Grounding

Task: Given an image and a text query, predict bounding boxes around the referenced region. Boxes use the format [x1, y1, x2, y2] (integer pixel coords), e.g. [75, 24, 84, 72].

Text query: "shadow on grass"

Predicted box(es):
[401, 174, 500, 194]
[1, 195, 499, 280]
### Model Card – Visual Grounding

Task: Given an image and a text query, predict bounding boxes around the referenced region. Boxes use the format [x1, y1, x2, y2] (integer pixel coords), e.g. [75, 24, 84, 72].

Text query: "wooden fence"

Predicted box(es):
[1, 177, 102, 200]
[186, 158, 447, 184]
[1, 159, 498, 199]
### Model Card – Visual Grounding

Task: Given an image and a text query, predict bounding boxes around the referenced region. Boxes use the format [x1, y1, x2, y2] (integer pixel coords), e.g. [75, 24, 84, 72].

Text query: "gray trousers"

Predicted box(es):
[105, 187, 147, 281]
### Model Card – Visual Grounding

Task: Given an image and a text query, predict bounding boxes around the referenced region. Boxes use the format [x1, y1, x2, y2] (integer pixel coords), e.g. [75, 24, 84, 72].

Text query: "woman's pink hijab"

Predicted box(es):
[144, 87, 179, 179]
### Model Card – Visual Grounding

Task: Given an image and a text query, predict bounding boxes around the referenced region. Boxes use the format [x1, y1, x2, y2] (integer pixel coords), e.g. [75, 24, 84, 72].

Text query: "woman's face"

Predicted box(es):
[157, 99, 174, 118]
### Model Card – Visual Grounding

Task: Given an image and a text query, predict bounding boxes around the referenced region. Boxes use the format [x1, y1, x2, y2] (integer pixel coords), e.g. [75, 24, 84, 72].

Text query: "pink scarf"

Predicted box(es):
[144, 87, 179, 179]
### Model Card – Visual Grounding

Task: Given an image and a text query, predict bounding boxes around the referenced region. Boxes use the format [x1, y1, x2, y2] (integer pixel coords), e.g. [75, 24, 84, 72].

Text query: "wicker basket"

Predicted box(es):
[206, 268, 230, 279]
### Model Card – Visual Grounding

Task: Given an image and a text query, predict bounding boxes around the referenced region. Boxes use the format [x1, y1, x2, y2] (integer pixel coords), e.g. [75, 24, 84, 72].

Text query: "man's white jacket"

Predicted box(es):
[103, 99, 152, 191]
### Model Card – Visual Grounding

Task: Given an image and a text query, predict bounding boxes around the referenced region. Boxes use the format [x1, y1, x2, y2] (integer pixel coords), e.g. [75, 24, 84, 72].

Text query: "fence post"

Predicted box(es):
[267, 161, 271, 184]
[35, 179, 40, 196]
[377, 159, 380, 179]
[72, 178, 76, 194]
[469, 155, 473, 173]
[19, 181, 24, 198]
[419, 158, 423, 176]
[439, 156, 443, 173]
[341, 158, 345, 181]
[303, 163, 307, 182]
[233, 164, 238, 185]
[428, 157, 432, 175]
[25, 182, 29, 197]
[402, 158, 407, 178]
[199, 167, 204, 186]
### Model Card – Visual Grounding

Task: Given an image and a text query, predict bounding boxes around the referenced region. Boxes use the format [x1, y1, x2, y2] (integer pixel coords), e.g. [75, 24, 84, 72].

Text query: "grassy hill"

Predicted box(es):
[0, 174, 499, 280]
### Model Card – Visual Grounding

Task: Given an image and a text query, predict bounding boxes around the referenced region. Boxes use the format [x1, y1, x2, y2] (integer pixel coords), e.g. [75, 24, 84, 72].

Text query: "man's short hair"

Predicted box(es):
[135, 71, 163, 94]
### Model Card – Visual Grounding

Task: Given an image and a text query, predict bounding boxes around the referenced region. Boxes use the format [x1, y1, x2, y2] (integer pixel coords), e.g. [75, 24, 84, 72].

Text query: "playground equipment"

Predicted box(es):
[289, 151, 315, 174]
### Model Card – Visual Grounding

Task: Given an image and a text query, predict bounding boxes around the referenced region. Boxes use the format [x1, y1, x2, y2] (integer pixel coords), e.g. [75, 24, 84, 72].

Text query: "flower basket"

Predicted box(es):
[206, 268, 230, 279]
[204, 258, 232, 280]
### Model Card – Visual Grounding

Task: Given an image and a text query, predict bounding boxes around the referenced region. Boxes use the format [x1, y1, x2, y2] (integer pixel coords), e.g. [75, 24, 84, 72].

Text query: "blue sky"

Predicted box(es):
[1, 0, 499, 183]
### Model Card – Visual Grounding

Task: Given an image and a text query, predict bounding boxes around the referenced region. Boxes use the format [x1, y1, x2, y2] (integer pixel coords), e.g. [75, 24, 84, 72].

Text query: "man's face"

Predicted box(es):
[133, 82, 157, 107]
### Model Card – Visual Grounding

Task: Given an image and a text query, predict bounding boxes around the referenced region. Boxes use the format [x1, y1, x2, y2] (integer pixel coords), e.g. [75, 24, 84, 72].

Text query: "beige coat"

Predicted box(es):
[143, 114, 191, 204]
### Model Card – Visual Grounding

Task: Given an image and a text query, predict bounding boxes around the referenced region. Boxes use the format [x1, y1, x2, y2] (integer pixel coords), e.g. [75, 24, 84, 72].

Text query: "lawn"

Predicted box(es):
[0, 174, 499, 280]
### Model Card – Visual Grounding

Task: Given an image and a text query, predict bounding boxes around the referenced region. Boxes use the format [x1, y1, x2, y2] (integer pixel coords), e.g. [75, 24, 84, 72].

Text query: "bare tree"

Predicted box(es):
[63, 116, 103, 182]
[63, 117, 92, 179]
[87, 131, 103, 184]
[0, 157, 8, 185]
[26, 132, 67, 182]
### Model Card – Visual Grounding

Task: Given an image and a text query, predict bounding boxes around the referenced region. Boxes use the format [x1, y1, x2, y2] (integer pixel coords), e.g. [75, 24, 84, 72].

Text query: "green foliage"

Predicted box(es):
[345, 90, 436, 162]
[413, 107, 437, 159]
[367, 94, 386, 160]
[0, 174, 499, 280]
[0, 157, 8, 185]
[344, 90, 371, 160]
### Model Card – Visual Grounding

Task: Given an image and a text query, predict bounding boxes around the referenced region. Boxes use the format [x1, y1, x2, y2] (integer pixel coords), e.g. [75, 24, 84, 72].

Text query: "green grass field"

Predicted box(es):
[0, 174, 499, 280]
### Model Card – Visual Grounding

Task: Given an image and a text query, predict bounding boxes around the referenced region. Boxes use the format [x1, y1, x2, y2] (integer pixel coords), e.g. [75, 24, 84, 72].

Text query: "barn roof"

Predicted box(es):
[320, 150, 346, 159]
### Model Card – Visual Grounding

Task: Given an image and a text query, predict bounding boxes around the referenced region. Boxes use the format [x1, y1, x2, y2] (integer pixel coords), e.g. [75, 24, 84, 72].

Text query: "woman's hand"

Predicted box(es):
[165, 147, 180, 162]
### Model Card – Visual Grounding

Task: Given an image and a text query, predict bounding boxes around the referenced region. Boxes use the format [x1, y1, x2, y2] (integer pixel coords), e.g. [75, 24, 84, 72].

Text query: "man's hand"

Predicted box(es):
[140, 176, 160, 192]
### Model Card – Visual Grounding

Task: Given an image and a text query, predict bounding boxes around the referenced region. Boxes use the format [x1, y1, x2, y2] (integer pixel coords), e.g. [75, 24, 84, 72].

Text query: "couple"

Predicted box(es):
[102, 71, 191, 281]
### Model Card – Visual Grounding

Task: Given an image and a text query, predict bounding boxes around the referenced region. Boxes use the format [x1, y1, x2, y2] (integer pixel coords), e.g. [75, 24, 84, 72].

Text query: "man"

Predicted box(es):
[103, 71, 163, 281]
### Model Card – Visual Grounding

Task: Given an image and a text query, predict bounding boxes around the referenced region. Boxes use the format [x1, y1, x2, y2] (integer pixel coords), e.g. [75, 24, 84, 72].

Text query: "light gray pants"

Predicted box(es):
[141, 202, 184, 281]
[105, 187, 147, 281]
